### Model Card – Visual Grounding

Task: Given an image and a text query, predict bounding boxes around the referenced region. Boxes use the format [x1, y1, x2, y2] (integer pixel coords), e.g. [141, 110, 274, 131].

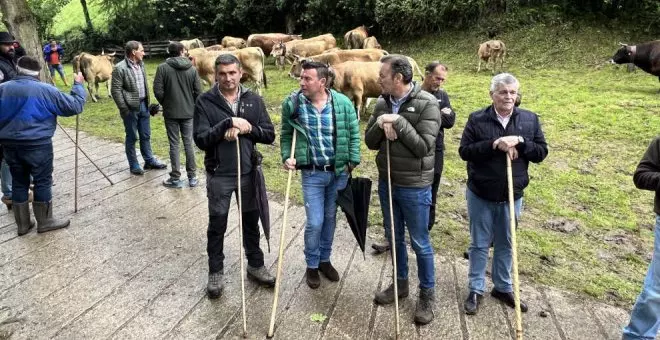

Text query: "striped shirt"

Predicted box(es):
[390, 84, 413, 114]
[126, 59, 146, 100]
[298, 91, 334, 166]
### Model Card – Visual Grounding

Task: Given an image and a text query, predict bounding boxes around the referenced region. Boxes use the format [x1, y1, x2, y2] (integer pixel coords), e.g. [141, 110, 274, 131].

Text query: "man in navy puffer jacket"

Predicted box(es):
[0, 56, 86, 236]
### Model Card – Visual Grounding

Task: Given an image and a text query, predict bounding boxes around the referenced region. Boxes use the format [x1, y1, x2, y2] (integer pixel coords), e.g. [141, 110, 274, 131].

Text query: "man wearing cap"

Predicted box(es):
[0, 32, 18, 211]
[0, 56, 86, 236]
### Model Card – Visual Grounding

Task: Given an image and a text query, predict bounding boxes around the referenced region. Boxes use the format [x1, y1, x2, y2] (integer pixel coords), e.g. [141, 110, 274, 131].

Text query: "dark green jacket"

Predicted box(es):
[153, 57, 202, 119]
[111, 59, 149, 117]
[280, 89, 361, 175]
[364, 82, 441, 187]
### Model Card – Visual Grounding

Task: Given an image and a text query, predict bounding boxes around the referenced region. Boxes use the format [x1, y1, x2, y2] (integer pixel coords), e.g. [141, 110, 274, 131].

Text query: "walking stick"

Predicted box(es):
[57, 123, 114, 185]
[74, 115, 79, 212]
[267, 131, 297, 338]
[506, 154, 523, 340]
[386, 140, 400, 339]
[236, 137, 247, 338]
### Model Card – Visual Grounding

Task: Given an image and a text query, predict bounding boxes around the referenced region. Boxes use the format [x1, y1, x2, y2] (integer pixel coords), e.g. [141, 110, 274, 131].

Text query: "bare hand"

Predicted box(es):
[499, 136, 520, 148]
[231, 117, 252, 134]
[224, 127, 240, 141]
[441, 107, 452, 115]
[283, 158, 296, 170]
[74, 72, 84, 84]
[507, 147, 519, 160]
[383, 122, 398, 141]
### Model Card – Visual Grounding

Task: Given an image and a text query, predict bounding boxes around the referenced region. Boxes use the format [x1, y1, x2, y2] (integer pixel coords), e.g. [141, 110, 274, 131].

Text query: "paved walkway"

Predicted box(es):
[0, 129, 633, 340]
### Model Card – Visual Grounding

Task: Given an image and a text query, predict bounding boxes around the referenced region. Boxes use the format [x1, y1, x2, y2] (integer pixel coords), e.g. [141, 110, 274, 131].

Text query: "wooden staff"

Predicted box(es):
[507, 154, 523, 339]
[267, 131, 297, 338]
[57, 123, 114, 185]
[386, 140, 400, 339]
[236, 137, 247, 337]
[74, 115, 79, 212]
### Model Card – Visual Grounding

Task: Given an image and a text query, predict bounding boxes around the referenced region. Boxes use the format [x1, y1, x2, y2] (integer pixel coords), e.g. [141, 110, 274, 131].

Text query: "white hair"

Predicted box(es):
[490, 73, 519, 92]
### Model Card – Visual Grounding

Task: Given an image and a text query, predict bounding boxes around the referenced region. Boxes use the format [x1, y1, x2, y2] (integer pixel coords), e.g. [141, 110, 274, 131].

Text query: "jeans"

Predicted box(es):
[466, 188, 522, 295]
[3, 144, 53, 203]
[1, 158, 11, 199]
[164, 118, 196, 179]
[121, 101, 156, 170]
[206, 173, 262, 274]
[301, 169, 349, 269]
[48, 64, 65, 80]
[378, 180, 435, 289]
[622, 215, 660, 340]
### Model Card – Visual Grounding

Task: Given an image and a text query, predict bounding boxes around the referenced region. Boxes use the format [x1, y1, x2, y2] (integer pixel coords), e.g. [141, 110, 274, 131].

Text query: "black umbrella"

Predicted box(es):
[336, 176, 372, 259]
[252, 150, 271, 252]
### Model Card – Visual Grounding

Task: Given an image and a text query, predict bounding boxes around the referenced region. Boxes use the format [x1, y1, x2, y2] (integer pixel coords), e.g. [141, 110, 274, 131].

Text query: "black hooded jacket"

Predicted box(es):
[153, 56, 202, 119]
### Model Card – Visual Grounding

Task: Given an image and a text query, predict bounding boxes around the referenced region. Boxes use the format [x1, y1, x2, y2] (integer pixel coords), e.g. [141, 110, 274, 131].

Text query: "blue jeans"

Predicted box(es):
[48, 64, 65, 79]
[466, 188, 522, 295]
[121, 101, 156, 170]
[301, 169, 349, 268]
[3, 144, 53, 203]
[378, 180, 435, 289]
[1, 159, 11, 198]
[622, 215, 660, 340]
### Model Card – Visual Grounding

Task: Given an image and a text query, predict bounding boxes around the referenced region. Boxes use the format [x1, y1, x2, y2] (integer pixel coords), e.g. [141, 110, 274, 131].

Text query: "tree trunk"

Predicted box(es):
[0, 0, 51, 82]
[80, 0, 94, 31]
[285, 13, 295, 34]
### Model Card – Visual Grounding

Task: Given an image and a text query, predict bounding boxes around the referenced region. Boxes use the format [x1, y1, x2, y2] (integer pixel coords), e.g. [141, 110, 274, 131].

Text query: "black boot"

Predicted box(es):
[374, 279, 409, 305]
[13, 201, 35, 236]
[464, 291, 482, 315]
[414, 287, 435, 324]
[33, 201, 70, 233]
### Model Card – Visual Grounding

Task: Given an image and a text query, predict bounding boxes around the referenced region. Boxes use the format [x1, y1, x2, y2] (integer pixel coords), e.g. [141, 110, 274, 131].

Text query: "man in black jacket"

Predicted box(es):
[0, 32, 18, 210]
[459, 73, 547, 316]
[622, 136, 660, 340]
[193, 54, 276, 299]
[154, 41, 202, 188]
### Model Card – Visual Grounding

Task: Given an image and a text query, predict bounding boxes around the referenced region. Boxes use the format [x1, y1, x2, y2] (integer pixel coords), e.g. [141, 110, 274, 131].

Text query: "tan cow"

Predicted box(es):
[363, 36, 382, 49]
[328, 61, 381, 117]
[72, 51, 116, 102]
[477, 40, 506, 73]
[271, 34, 337, 69]
[289, 49, 389, 78]
[246, 33, 301, 55]
[178, 38, 204, 50]
[221, 36, 247, 49]
[190, 47, 267, 95]
[206, 44, 237, 51]
[344, 25, 368, 49]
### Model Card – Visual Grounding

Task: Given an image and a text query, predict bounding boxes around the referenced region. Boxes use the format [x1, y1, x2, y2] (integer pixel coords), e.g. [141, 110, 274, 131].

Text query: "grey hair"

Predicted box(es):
[490, 73, 519, 92]
[125, 40, 141, 57]
[380, 54, 413, 84]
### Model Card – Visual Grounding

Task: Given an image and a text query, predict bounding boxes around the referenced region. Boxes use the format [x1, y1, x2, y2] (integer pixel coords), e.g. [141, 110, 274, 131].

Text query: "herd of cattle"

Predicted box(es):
[69, 25, 660, 114]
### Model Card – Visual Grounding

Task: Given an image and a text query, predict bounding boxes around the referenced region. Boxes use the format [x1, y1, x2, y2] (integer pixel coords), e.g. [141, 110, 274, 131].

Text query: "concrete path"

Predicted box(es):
[0, 129, 632, 340]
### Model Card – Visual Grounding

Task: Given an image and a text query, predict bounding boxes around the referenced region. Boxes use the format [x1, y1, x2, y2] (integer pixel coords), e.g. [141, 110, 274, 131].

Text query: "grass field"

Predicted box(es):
[54, 23, 660, 307]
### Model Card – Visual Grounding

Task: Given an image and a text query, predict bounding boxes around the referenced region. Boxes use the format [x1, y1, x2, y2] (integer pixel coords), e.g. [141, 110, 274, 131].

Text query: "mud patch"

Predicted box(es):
[543, 218, 581, 233]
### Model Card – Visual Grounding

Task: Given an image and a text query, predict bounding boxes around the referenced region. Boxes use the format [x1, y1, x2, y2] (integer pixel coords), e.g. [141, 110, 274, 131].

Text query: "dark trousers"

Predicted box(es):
[164, 118, 196, 179]
[3, 143, 53, 203]
[206, 172, 263, 274]
[429, 153, 444, 230]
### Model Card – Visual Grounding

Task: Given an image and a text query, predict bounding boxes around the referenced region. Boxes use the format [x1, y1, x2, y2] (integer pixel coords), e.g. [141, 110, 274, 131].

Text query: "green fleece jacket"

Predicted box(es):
[280, 89, 361, 175]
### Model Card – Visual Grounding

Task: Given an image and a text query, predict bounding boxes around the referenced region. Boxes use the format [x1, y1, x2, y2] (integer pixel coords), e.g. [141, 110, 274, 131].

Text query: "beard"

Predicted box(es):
[0, 49, 15, 61]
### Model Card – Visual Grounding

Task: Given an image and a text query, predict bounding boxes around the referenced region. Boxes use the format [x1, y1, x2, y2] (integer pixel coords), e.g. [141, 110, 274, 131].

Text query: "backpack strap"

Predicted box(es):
[289, 89, 301, 119]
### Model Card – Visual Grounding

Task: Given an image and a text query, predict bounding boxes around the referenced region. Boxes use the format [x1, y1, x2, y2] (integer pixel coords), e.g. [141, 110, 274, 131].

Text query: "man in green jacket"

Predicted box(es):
[153, 41, 202, 188]
[111, 40, 166, 175]
[280, 61, 361, 289]
[364, 54, 441, 325]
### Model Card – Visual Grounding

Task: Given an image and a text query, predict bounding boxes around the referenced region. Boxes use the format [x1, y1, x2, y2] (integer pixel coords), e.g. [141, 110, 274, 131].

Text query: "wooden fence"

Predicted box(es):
[92, 37, 218, 59]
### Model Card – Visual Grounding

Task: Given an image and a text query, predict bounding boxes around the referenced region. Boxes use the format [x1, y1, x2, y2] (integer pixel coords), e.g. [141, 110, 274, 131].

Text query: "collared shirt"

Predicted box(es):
[126, 58, 146, 100]
[219, 84, 241, 114]
[298, 90, 334, 166]
[494, 107, 512, 128]
[390, 84, 414, 114]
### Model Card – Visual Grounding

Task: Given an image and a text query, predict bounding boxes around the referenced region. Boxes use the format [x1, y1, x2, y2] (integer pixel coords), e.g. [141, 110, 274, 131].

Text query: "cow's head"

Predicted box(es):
[611, 42, 633, 64]
[290, 34, 302, 40]
[103, 51, 117, 64]
[270, 41, 285, 57]
[289, 55, 307, 78]
[238, 39, 247, 48]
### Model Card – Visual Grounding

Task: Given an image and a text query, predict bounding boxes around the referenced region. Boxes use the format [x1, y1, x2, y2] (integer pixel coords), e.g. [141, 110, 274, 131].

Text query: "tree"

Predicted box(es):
[0, 0, 52, 81]
[80, 0, 93, 31]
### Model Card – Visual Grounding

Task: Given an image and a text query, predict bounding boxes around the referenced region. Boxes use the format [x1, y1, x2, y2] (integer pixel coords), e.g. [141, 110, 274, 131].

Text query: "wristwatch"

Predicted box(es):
[518, 136, 525, 144]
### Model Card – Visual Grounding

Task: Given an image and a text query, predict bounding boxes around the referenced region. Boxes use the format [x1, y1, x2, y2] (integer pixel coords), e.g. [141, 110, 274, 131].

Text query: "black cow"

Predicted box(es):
[611, 41, 660, 81]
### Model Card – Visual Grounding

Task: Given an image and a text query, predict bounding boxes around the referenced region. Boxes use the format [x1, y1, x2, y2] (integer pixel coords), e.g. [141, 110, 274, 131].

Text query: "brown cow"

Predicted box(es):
[289, 49, 389, 78]
[477, 40, 506, 73]
[344, 25, 368, 49]
[328, 61, 381, 117]
[206, 45, 237, 51]
[271, 34, 337, 69]
[190, 47, 267, 95]
[246, 33, 301, 56]
[178, 38, 204, 50]
[72, 51, 116, 102]
[221, 36, 247, 49]
[363, 36, 382, 49]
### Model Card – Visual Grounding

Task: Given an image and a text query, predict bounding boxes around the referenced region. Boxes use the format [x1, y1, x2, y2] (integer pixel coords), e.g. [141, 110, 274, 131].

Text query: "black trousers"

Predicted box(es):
[429, 153, 444, 230]
[206, 172, 264, 274]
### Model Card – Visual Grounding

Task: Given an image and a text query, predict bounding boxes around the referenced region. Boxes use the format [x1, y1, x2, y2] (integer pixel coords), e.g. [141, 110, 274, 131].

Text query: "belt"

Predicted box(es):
[299, 164, 334, 171]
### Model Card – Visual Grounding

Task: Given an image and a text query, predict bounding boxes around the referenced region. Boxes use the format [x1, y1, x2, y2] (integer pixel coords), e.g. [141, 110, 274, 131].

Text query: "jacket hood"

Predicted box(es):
[166, 56, 193, 70]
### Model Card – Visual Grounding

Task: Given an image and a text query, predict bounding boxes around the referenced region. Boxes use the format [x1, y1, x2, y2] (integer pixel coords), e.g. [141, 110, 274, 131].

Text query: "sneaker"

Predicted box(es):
[130, 168, 145, 175]
[189, 177, 198, 187]
[163, 177, 184, 188]
[491, 289, 528, 312]
[144, 161, 167, 170]
[207, 271, 224, 299]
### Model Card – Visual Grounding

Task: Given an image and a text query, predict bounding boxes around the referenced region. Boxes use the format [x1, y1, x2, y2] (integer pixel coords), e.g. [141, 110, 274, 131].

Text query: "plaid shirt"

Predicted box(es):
[126, 58, 146, 100]
[298, 92, 335, 166]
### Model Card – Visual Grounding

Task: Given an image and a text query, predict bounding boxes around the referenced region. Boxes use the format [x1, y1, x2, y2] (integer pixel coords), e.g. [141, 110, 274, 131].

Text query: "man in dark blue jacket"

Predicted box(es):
[0, 56, 86, 236]
[459, 73, 547, 315]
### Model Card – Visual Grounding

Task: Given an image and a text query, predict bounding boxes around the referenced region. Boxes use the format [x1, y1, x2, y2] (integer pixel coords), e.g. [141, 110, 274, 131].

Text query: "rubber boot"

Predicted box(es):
[33, 201, 70, 233]
[13, 201, 35, 236]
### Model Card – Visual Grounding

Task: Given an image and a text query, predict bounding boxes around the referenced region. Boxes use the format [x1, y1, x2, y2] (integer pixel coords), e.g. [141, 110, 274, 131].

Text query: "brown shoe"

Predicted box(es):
[319, 262, 339, 281]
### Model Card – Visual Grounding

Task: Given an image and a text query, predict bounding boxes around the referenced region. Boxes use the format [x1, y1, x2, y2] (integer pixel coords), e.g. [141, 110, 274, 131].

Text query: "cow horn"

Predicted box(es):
[101, 48, 105, 55]
[109, 51, 116, 57]
[618, 42, 627, 47]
